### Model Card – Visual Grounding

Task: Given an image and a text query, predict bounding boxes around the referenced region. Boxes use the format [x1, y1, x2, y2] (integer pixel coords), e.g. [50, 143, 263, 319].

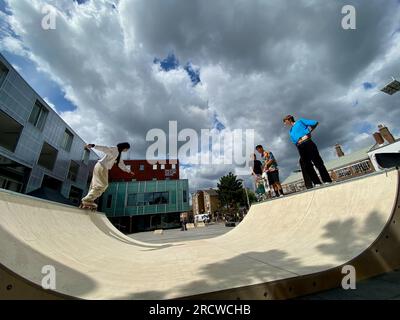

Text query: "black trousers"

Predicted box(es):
[299, 158, 313, 189]
[297, 140, 332, 185]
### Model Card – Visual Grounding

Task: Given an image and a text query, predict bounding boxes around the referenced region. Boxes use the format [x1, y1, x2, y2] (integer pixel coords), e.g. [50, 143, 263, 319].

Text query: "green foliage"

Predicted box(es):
[217, 172, 244, 209]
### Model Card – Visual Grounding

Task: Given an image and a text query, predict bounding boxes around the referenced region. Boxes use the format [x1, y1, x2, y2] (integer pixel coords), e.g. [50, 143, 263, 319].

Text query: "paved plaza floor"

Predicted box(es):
[129, 222, 231, 244]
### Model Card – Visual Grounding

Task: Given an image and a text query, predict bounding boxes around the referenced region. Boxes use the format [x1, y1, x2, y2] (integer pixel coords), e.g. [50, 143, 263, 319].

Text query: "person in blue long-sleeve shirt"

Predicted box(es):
[283, 115, 332, 187]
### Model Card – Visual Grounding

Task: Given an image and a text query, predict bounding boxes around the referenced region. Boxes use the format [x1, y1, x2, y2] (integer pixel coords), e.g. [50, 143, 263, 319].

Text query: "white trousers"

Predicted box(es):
[81, 162, 109, 203]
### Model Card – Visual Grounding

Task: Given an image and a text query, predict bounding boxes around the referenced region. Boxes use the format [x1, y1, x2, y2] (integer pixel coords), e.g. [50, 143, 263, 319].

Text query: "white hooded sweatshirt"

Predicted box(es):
[93, 145, 131, 173]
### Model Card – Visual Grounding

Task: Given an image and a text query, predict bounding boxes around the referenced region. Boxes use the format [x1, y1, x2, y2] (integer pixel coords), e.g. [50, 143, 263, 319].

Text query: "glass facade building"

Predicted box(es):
[101, 179, 190, 232]
[0, 53, 99, 204]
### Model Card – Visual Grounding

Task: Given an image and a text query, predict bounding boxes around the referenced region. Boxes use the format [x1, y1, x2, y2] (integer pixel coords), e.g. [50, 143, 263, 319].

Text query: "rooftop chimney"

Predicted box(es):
[335, 144, 345, 158]
[373, 132, 385, 145]
[378, 124, 395, 144]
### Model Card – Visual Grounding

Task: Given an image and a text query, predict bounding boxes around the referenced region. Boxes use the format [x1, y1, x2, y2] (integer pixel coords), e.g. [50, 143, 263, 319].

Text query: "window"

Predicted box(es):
[42, 175, 62, 191]
[82, 149, 90, 165]
[166, 168, 177, 177]
[127, 194, 137, 207]
[154, 192, 169, 204]
[127, 192, 169, 207]
[37, 142, 58, 171]
[61, 129, 74, 152]
[139, 164, 145, 171]
[69, 186, 83, 205]
[153, 164, 158, 170]
[0, 110, 23, 152]
[144, 193, 154, 205]
[0, 60, 9, 87]
[336, 167, 352, 178]
[172, 164, 176, 169]
[106, 195, 113, 209]
[161, 164, 165, 170]
[352, 161, 371, 174]
[29, 101, 48, 131]
[136, 193, 145, 206]
[67, 161, 79, 182]
[183, 190, 187, 203]
[0, 177, 23, 193]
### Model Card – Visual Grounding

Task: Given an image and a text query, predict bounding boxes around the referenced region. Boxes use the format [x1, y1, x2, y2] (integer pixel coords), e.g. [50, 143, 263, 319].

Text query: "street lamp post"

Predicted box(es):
[238, 179, 250, 209]
[380, 77, 400, 95]
[244, 187, 250, 209]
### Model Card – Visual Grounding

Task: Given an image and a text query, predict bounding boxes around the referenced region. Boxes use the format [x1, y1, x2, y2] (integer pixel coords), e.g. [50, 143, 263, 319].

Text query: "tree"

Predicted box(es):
[217, 172, 244, 212]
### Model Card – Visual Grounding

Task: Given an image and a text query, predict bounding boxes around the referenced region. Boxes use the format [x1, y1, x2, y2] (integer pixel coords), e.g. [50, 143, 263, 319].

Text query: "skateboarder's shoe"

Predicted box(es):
[79, 201, 98, 211]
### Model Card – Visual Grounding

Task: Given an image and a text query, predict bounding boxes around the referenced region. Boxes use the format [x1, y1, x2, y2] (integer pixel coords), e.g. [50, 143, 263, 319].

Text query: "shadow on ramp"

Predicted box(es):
[1, 170, 400, 299]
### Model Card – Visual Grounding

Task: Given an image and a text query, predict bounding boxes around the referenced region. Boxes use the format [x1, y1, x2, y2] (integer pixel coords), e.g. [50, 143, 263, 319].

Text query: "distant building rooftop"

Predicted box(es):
[368, 138, 400, 152]
[203, 189, 218, 196]
[282, 145, 373, 185]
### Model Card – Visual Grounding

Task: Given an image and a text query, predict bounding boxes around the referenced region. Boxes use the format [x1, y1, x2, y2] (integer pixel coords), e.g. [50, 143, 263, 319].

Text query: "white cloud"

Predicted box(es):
[1, 0, 400, 192]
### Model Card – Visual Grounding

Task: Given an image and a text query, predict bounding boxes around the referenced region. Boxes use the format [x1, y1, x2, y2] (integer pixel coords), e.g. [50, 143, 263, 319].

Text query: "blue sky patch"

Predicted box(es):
[184, 63, 201, 86]
[362, 82, 376, 90]
[213, 113, 226, 131]
[356, 121, 373, 134]
[0, 0, 9, 14]
[154, 53, 180, 72]
[1, 51, 77, 113]
[0, 1, 75, 113]
[154, 53, 201, 86]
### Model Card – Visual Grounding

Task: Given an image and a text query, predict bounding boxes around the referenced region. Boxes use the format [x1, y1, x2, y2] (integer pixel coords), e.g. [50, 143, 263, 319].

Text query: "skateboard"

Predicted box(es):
[79, 202, 98, 212]
[375, 153, 400, 169]
[256, 183, 266, 195]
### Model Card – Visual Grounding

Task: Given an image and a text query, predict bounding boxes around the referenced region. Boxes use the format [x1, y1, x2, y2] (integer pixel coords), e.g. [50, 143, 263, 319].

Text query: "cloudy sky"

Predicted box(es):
[1, 0, 400, 192]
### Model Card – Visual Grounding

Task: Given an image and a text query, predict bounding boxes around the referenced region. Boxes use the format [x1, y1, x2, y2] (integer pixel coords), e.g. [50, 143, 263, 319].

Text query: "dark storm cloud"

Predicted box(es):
[2, 0, 400, 190]
[128, 0, 397, 80]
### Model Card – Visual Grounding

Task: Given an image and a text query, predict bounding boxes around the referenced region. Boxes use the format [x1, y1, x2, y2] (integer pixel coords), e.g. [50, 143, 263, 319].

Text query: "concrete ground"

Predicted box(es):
[129, 222, 232, 244]
[129, 223, 400, 300]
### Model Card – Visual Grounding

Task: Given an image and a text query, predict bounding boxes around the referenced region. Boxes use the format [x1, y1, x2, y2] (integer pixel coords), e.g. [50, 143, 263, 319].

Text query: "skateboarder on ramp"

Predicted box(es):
[80, 142, 134, 210]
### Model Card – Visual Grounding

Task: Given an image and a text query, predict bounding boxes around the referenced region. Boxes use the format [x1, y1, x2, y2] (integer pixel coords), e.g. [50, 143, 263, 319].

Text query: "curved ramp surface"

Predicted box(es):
[1, 170, 400, 300]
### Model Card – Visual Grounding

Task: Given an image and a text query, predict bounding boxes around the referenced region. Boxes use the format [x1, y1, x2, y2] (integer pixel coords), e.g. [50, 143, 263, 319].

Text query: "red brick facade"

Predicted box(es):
[109, 160, 180, 182]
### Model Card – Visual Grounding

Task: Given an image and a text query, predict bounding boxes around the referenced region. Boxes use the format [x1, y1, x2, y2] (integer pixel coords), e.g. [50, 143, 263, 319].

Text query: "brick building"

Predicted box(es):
[108, 160, 179, 182]
[101, 159, 189, 233]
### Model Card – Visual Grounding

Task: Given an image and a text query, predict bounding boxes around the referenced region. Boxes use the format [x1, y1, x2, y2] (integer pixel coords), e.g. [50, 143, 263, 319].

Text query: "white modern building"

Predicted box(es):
[0, 53, 99, 204]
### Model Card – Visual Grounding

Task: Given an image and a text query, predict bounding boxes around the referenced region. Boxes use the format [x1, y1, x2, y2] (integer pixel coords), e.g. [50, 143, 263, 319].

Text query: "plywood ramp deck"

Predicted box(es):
[1, 170, 400, 300]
